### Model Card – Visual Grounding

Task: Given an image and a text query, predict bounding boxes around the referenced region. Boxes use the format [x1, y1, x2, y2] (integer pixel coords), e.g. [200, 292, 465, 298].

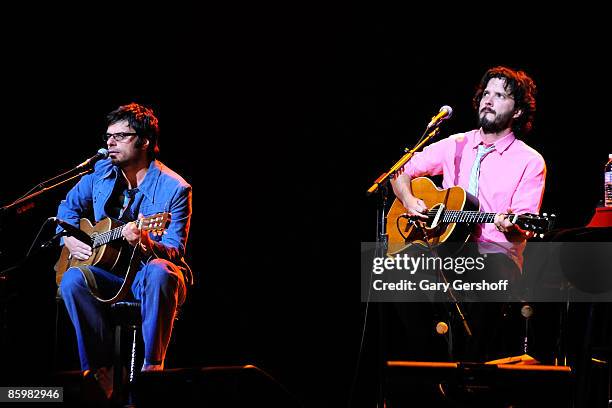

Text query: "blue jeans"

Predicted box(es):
[60, 259, 187, 371]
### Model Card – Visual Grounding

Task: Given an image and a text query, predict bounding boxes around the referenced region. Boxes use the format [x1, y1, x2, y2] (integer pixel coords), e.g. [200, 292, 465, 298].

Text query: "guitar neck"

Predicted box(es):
[435, 210, 499, 224]
[88, 214, 168, 249]
[91, 224, 129, 248]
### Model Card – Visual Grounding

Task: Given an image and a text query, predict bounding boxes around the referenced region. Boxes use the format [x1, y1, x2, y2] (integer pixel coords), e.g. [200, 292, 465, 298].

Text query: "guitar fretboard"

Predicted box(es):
[92, 224, 128, 248]
[427, 209, 499, 224]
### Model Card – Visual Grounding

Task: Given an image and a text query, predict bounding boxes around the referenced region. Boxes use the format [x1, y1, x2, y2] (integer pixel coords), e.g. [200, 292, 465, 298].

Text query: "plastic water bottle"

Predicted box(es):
[606, 154, 612, 207]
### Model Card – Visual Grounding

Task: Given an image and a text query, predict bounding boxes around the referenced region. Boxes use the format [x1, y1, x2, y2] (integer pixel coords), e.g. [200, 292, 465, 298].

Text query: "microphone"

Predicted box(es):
[75, 148, 109, 169]
[49, 217, 92, 244]
[427, 105, 453, 129]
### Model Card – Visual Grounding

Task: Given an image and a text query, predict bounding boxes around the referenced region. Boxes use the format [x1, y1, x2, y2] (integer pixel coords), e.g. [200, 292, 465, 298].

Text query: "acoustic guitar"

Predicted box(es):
[54, 213, 170, 302]
[387, 177, 553, 256]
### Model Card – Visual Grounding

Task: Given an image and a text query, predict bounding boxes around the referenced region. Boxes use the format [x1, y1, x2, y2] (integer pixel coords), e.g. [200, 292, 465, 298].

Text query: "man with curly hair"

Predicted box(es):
[390, 66, 546, 360]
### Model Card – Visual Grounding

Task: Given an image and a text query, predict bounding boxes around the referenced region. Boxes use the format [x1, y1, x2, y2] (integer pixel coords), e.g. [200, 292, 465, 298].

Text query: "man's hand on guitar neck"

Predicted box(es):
[122, 214, 153, 251]
[494, 210, 537, 238]
[64, 236, 93, 261]
[494, 208, 519, 234]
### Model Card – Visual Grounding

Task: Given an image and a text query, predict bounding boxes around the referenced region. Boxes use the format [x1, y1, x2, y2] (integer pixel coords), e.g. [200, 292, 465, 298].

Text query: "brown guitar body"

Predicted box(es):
[387, 177, 478, 256]
[54, 217, 126, 286]
[52, 212, 170, 303]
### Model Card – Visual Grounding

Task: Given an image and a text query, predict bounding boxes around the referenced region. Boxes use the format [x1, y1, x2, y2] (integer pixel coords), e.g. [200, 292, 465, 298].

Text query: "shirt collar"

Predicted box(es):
[103, 160, 162, 203]
[137, 160, 162, 203]
[472, 129, 516, 154]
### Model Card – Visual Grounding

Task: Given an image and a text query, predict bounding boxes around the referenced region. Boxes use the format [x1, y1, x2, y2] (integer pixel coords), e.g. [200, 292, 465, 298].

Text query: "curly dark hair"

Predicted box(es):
[472, 66, 537, 138]
[106, 102, 160, 158]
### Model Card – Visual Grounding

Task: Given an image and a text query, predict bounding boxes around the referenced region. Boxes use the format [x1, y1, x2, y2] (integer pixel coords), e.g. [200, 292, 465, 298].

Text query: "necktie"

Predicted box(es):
[119, 188, 139, 221]
[467, 144, 496, 197]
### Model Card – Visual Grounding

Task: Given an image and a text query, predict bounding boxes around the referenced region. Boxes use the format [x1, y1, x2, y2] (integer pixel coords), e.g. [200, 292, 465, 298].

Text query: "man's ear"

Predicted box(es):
[141, 138, 149, 151]
[513, 109, 523, 119]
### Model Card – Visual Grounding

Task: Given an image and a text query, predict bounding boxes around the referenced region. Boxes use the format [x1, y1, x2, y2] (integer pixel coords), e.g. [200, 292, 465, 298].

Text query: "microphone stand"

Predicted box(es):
[0, 164, 94, 279]
[366, 127, 440, 196]
[365, 125, 441, 408]
[0, 161, 96, 372]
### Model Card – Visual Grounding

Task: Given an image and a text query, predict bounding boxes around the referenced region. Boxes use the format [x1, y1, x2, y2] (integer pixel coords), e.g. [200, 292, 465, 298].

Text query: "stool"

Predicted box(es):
[110, 301, 142, 405]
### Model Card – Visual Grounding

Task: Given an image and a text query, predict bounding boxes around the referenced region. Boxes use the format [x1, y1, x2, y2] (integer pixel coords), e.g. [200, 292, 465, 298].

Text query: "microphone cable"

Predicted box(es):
[26, 217, 58, 258]
[348, 243, 376, 408]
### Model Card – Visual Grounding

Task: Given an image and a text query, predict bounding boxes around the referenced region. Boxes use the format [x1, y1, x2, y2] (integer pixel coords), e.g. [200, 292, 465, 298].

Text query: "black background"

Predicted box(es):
[1, 7, 611, 408]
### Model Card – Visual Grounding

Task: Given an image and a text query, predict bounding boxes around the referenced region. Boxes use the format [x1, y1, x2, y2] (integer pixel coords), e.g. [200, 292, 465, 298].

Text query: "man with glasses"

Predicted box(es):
[56, 102, 192, 399]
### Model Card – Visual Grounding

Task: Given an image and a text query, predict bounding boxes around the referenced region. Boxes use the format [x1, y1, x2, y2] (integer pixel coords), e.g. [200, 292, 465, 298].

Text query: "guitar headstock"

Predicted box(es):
[514, 212, 556, 237]
[138, 212, 171, 236]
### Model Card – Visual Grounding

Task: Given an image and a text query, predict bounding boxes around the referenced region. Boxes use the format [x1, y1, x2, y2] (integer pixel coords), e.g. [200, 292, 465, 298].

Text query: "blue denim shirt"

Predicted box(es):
[56, 158, 193, 284]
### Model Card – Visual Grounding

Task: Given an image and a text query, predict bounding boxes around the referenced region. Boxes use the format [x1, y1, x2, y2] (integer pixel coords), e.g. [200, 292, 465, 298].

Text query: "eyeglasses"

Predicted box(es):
[103, 132, 138, 142]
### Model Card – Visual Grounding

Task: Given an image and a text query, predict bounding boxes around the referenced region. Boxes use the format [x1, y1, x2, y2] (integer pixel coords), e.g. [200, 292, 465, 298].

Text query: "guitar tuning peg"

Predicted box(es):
[539, 233, 544, 239]
[543, 212, 548, 217]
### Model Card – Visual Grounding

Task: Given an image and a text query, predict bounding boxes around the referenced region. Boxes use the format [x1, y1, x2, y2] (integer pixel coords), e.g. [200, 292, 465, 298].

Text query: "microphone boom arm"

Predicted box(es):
[1, 149, 107, 219]
[366, 127, 440, 195]
[1, 168, 92, 217]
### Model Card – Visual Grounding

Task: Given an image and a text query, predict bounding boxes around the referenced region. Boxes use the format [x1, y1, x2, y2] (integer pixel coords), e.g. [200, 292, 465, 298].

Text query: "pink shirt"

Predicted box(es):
[403, 129, 546, 269]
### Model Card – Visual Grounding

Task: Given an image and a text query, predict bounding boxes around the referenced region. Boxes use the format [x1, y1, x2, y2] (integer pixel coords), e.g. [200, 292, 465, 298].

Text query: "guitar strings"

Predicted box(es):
[91, 217, 161, 247]
[422, 209, 513, 223]
[91, 225, 125, 248]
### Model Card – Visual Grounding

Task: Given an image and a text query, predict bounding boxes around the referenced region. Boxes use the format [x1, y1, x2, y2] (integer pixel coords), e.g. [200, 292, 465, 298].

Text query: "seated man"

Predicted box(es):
[57, 102, 192, 398]
[390, 66, 546, 361]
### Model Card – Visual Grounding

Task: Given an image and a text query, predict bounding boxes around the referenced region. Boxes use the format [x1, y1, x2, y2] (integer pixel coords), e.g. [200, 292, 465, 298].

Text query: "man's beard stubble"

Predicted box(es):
[478, 109, 514, 134]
